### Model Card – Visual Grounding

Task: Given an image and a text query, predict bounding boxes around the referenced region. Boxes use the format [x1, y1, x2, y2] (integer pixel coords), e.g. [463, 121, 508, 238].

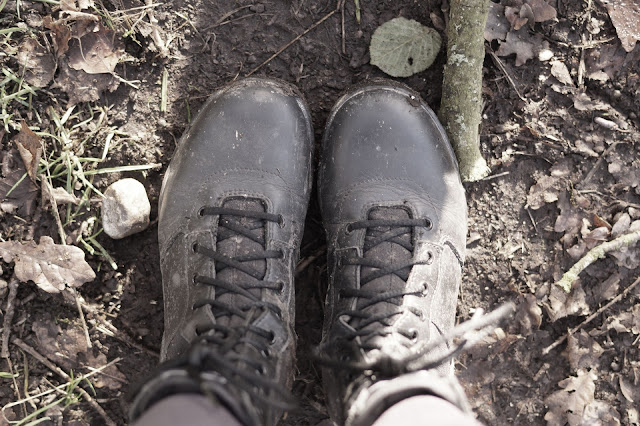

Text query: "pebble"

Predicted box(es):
[538, 49, 554, 62]
[102, 179, 151, 239]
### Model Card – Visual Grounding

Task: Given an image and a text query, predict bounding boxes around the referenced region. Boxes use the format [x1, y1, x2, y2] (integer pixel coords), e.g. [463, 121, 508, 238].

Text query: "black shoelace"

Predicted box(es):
[172, 206, 294, 410]
[316, 217, 433, 375]
[316, 217, 513, 378]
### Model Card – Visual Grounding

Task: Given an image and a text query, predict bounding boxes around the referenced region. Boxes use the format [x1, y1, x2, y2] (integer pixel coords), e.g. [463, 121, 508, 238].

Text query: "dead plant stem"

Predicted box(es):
[1, 275, 19, 358]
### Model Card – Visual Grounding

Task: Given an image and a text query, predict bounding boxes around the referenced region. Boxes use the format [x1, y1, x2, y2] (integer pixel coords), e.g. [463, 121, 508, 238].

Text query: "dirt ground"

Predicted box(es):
[1, 0, 640, 424]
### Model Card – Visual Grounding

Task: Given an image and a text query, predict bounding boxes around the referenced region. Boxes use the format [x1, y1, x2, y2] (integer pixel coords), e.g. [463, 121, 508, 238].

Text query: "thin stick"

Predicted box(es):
[487, 48, 525, 101]
[580, 141, 620, 188]
[12, 339, 118, 426]
[543, 276, 640, 355]
[1, 275, 19, 358]
[72, 289, 92, 349]
[246, 6, 339, 77]
[556, 230, 640, 292]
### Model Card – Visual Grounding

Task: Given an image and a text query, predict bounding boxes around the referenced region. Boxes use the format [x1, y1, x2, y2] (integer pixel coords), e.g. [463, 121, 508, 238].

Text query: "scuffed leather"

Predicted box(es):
[134, 78, 313, 426]
[318, 81, 468, 425]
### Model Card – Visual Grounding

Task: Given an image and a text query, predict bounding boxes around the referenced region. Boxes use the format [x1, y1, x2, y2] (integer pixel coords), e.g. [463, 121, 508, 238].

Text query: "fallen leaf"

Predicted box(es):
[545, 282, 589, 322]
[33, 318, 87, 370]
[67, 21, 122, 74]
[607, 150, 640, 194]
[369, 17, 441, 78]
[581, 400, 621, 425]
[47, 184, 80, 205]
[598, 0, 640, 52]
[44, 16, 72, 57]
[582, 226, 610, 249]
[53, 58, 120, 105]
[612, 213, 632, 237]
[563, 330, 604, 371]
[0, 149, 38, 216]
[619, 375, 640, 403]
[572, 92, 610, 111]
[13, 123, 42, 183]
[526, 0, 557, 22]
[592, 273, 620, 303]
[16, 38, 56, 88]
[0, 236, 95, 293]
[550, 60, 574, 86]
[485, 2, 509, 41]
[496, 27, 542, 66]
[555, 192, 585, 243]
[84, 352, 125, 390]
[505, 6, 529, 31]
[544, 369, 597, 426]
[526, 175, 560, 209]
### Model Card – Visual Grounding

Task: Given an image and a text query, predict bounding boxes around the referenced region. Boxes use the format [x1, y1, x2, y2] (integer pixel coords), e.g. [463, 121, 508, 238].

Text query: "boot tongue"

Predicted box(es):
[215, 198, 267, 329]
[354, 207, 413, 352]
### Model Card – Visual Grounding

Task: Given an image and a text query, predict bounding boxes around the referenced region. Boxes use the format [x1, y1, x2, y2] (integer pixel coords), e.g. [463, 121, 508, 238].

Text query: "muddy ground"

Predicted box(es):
[1, 0, 640, 424]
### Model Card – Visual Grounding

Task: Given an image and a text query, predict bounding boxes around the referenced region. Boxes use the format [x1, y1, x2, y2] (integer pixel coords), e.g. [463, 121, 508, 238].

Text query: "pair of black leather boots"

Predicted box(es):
[130, 78, 469, 426]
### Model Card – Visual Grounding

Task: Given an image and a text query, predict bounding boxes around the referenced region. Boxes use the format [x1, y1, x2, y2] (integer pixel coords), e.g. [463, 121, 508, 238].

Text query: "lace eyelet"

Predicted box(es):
[258, 365, 267, 375]
[198, 207, 206, 217]
[421, 282, 429, 294]
[192, 243, 198, 253]
[426, 251, 434, 265]
[345, 224, 353, 235]
[192, 274, 198, 284]
[268, 332, 276, 345]
[424, 218, 433, 230]
[278, 250, 285, 259]
[277, 215, 285, 228]
[276, 281, 285, 295]
[408, 328, 419, 342]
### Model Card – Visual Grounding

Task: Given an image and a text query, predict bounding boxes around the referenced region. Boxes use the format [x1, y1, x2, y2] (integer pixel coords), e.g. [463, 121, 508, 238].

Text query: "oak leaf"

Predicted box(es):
[0, 236, 95, 293]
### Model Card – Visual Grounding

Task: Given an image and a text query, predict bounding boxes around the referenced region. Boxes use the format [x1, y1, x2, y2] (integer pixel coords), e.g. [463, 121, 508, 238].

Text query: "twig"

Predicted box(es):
[579, 141, 620, 188]
[12, 338, 118, 426]
[246, 5, 339, 77]
[487, 47, 525, 101]
[556, 230, 640, 292]
[71, 289, 92, 349]
[1, 275, 19, 358]
[543, 276, 640, 355]
[295, 245, 326, 275]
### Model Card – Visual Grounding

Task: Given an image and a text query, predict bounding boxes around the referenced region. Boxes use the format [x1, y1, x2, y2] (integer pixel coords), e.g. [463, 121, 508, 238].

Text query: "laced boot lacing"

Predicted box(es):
[317, 208, 438, 376]
[163, 203, 295, 411]
[317, 208, 514, 378]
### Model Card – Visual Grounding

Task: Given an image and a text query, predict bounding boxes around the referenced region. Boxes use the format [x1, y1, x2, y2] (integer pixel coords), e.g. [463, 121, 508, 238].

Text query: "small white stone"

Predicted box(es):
[538, 49, 553, 62]
[102, 178, 151, 239]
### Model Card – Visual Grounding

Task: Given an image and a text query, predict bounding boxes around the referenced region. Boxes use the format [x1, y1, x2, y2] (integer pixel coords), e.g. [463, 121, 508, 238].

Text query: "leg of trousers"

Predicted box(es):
[133, 393, 480, 426]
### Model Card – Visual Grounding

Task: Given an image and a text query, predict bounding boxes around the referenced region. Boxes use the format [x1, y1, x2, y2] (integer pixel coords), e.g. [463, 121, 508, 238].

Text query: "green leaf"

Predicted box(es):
[370, 17, 442, 78]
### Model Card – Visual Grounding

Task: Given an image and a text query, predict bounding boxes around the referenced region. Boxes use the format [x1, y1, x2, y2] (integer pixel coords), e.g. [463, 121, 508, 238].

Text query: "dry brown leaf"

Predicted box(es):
[0, 236, 95, 293]
[572, 92, 610, 111]
[555, 192, 584, 244]
[33, 318, 87, 370]
[496, 27, 542, 66]
[44, 16, 72, 58]
[598, 0, 640, 52]
[53, 58, 120, 105]
[16, 38, 56, 88]
[545, 282, 589, 322]
[526, 0, 557, 22]
[582, 400, 620, 425]
[592, 273, 620, 303]
[550, 60, 574, 86]
[485, 2, 509, 41]
[0, 149, 38, 216]
[67, 21, 121, 74]
[13, 123, 42, 183]
[85, 352, 125, 390]
[544, 369, 597, 426]
[619, 375, 640, 403]
[612, 213, 631, 237]
[563, 330, 604, 371]
[48, 185, 80, 205]
[607, 150, 640, 194]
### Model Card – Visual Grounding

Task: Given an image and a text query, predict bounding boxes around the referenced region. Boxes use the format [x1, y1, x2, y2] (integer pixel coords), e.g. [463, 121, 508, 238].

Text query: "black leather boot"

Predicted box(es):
[130, 78, 314, 426]
[316, 80, 470, 426]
